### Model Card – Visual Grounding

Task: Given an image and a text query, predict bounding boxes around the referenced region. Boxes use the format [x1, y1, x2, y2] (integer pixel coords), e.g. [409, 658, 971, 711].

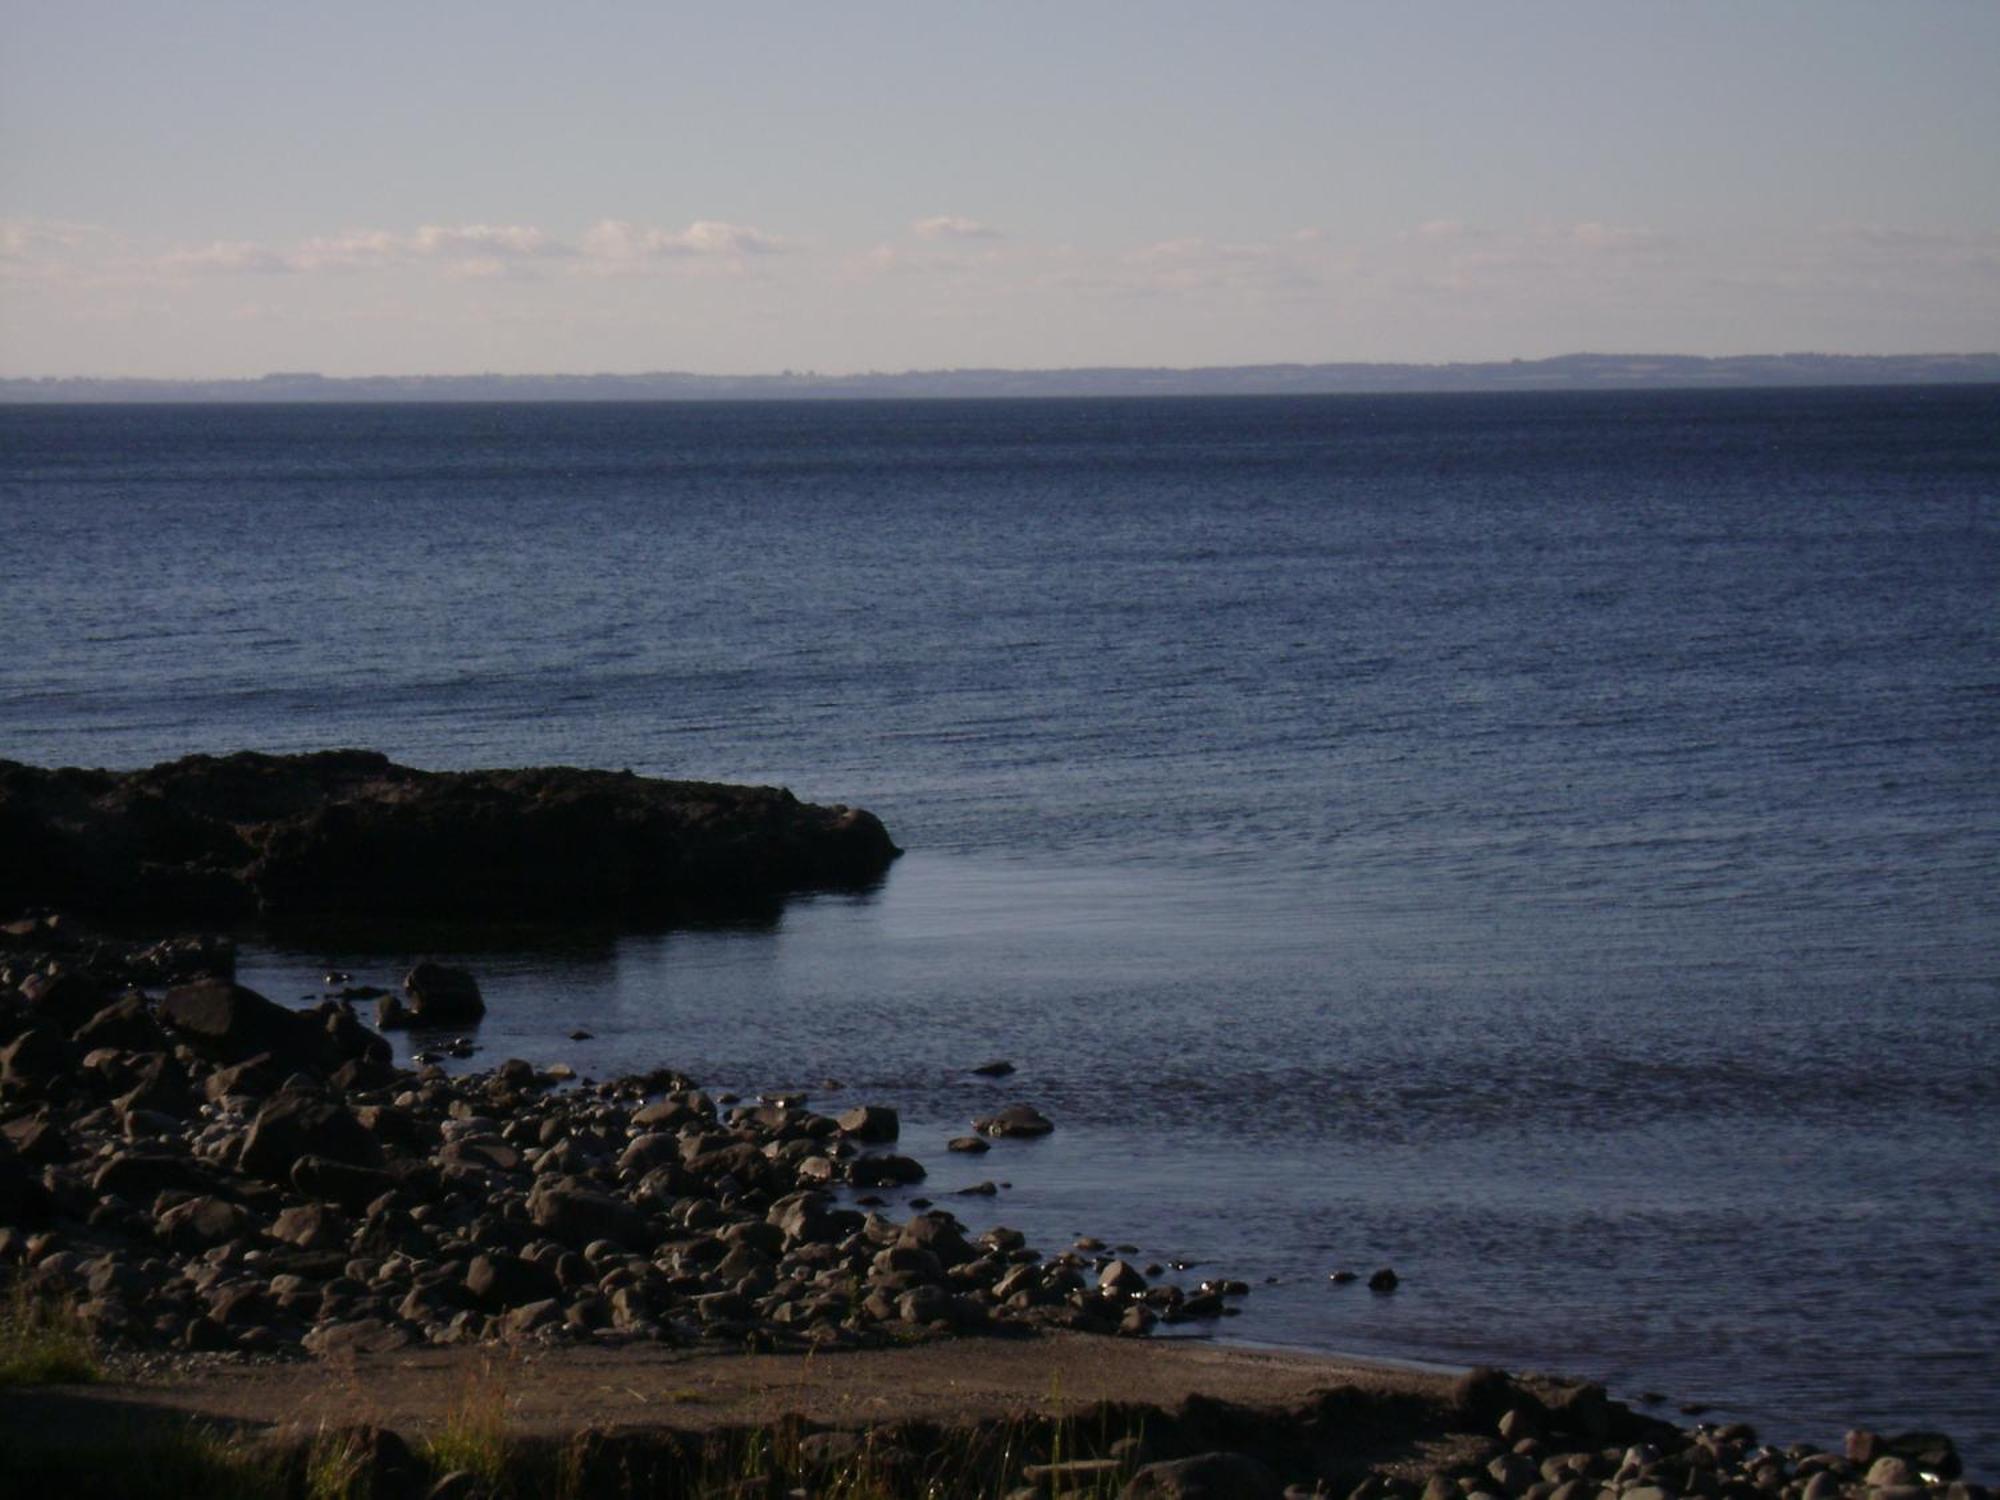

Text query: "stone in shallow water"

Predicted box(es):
[836, 1104, 899, 1142]
[972, 1103, 1054, 1138]
[401, 961, 486, 1026]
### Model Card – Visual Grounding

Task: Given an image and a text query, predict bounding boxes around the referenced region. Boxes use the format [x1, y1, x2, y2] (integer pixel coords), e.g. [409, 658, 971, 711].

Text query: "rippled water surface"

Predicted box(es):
[4, 391, 1997, 1466]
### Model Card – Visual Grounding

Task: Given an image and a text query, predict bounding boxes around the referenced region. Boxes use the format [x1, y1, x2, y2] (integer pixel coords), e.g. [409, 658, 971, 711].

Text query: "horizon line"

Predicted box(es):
[7, 350, 2000, 386]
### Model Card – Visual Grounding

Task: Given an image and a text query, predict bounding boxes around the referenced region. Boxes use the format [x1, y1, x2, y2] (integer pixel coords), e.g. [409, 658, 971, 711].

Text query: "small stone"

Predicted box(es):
[970, 1060, 1015, 1076]
[1368, 1267, 1399, 1292]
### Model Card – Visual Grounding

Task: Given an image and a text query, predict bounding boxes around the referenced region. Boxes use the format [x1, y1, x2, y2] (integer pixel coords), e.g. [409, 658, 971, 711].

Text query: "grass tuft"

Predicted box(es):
[0, 1277, 101, 1387]
[420, 1357, 517, 1496]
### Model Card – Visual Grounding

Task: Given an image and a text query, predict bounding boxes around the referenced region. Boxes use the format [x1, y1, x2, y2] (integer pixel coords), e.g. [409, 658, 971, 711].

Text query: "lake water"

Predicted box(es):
[3, 390, 1996, 1466]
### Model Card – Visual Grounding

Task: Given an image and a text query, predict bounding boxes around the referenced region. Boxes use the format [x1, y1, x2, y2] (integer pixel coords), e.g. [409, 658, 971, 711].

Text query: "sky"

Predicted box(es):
[3, 1, 1997, 378]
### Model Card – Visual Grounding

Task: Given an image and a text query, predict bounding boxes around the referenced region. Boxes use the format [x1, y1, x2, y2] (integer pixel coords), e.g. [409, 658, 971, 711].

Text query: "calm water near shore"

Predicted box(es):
[4, 391, 1997, 1465]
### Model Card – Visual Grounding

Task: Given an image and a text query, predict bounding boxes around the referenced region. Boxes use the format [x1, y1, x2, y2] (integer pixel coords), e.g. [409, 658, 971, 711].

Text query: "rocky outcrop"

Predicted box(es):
[0, 750, 901, 924]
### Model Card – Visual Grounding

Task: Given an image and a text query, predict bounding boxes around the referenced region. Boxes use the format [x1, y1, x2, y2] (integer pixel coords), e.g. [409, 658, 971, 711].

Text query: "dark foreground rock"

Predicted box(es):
[0, 750, 901, 923]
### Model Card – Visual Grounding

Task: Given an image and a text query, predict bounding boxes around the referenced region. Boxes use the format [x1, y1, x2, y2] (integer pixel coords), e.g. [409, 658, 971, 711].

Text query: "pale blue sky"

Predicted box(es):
[4, 1, 1996, 376]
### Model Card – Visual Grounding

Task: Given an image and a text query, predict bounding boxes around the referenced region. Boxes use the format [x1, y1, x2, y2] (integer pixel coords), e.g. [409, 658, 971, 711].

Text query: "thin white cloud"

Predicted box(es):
[0, 218, 106, 261]
[163, 240, 300, 275]
[581, 219, 788, 263]
[913, 215, 1003, 242]
[409, 224, 567, 259]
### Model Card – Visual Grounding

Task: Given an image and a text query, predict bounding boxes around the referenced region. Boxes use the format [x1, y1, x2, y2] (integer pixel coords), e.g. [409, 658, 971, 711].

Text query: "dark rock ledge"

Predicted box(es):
[0, 751, 901, 924]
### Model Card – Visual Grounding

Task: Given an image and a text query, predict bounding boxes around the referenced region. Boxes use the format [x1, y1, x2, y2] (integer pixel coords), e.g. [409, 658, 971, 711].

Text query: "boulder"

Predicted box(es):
[270, 1203, 349, 1251]
[72, 994, 165, 1051]
[18, 968, 107, 1029]
[92, 1150, 216, 1200]
[1122, 1452, 1282, 1499]
[0, 1155, 54, 1224]
[526, 1177, 646, 1250]
[836, 1105, 899, 1142]
[849, 1153, 926, 1187]
[115, 1055, 198, 1119]
[465, 1252, 562, 1310]
[291, 1155, 398, 1214]
[0, 1027, 72, 1097]
[239, 1090, 384, 1183]
[156, 1195, 258, 1252]
[162, 978, 310, 1064]
[973, 1103, 1055, 1138]
[400, 962, 485, 1027]
[899, 1211, 975, 1267]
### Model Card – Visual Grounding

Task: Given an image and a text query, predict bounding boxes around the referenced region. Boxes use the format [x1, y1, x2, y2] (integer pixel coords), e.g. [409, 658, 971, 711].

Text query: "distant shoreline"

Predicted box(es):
[4, 352, 1998, 403]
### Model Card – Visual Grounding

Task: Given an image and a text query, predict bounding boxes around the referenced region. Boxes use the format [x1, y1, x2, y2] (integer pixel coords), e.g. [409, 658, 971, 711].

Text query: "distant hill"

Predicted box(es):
[3, 352, 1996, 403]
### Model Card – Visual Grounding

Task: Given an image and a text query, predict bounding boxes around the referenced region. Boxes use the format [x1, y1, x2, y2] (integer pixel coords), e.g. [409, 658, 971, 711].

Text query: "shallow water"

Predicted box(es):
[5, 390, 1998, 1464]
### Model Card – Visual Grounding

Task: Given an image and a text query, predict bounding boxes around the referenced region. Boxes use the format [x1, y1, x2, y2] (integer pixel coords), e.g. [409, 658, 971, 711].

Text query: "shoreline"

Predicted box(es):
[2, 915, 1986, 1493]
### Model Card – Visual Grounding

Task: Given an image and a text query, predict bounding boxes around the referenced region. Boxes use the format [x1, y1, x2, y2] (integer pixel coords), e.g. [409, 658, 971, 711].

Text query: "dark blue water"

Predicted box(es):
[4, 392, 1997, 1465]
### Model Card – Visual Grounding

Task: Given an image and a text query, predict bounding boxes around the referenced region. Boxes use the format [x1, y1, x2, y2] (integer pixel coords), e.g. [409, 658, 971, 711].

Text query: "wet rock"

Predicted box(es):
[971, 1060, 1016, 1077]
[837, 1104, 899, 1142]
[849, 1153, 926, 1187]
[1368, 1267, 1399, 1292]
[947, 1135, 991, 1153]
[973, 1103, 1054, 1138]
[898, 1211, 975, 1267]
[1868, 1458, 1916, 1488]
[1881, 1433, 1962, 1480]
[401, 962, 486, 1027]
[1100, 1259, 1149, 1296]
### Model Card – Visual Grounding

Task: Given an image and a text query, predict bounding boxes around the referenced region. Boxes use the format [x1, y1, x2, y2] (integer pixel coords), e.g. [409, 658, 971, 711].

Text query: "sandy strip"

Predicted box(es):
[1, 1331, 1456, 1443]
